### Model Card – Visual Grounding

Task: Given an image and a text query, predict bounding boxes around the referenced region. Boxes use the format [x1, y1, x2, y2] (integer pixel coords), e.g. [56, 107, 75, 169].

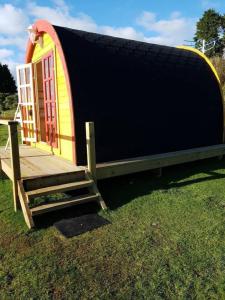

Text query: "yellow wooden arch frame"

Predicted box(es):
[177, 45, 225, 142]
[177, 46, 221, 84]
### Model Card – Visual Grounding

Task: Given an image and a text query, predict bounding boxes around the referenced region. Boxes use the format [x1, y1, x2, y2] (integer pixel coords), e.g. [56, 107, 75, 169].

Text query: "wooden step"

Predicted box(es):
[27, 179, 94, 200]
[23, 170, 86, 191]
[30, 193, 99, 216]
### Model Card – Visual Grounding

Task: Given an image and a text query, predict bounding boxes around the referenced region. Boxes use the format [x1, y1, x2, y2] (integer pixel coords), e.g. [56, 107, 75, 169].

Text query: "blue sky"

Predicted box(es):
[0, 0, 225, 76]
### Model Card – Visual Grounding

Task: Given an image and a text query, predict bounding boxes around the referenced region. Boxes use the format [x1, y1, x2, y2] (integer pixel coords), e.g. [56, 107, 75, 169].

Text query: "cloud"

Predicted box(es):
[201, 0, 221, 9]
[0, 3, 29, 75]
[0, 48, 17, 77]
[0, 4, 29, 35]
[100, 26, 144, 41]
[28, 1, 147, 41]
[0, 36, 27, 51]
[136, 11, 196, 46]
[0, 48, 14, 60]
[28, 2, 98, 32]
[52, 0, 69, 14]
[29, 2, 195, 46]
[0, 1, 197, 78]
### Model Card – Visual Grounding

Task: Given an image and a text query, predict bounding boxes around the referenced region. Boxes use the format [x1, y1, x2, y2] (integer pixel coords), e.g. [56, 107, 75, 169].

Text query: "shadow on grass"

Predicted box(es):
[33, 157, 225, 229]
[0, 170, 8, 180]
[33, 202, 100, 229]
[98, 157, 225, 210]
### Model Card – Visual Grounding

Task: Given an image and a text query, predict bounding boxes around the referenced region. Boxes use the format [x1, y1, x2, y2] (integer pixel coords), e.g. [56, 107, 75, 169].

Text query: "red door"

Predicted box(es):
[42, 51, 58, 148]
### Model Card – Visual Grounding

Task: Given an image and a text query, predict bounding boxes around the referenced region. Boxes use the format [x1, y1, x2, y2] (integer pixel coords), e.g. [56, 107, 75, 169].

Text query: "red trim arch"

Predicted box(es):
[25, 20, 77, 164]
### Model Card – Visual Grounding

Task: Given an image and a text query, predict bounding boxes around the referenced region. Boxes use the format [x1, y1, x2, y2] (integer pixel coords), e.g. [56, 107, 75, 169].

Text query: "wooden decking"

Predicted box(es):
[0, 145, 84, 180]
[2, 119, 225, 229]
[2, 143, 225, 182]
[0, 121, 107, 228]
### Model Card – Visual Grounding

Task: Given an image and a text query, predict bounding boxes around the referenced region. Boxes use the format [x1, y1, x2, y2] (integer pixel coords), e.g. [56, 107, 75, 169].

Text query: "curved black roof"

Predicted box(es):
[54, 25, 224, 164]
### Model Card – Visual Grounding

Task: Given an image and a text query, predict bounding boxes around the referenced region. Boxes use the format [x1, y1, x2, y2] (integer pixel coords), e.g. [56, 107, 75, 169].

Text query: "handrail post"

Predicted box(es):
[8, 121, 21, 211]
[86, 122, 97, 182]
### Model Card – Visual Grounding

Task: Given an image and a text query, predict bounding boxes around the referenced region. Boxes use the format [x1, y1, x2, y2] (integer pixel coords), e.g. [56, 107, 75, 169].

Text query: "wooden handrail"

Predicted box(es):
[0, 119, 17, 126]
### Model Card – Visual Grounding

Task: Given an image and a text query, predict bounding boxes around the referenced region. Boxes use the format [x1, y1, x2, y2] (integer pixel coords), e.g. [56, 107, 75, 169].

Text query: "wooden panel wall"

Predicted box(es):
[31, 33, 74, 162]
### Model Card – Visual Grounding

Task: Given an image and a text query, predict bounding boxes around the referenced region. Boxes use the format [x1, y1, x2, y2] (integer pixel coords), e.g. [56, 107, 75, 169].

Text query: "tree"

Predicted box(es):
[210, 56, 225, 85]
[194, 9, 225, 57]
[0, 63, 17, 93]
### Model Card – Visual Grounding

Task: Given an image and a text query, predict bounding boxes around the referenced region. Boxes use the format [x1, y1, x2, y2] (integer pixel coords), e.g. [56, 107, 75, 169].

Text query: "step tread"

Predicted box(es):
[30, 193, 99, 216]
[27, 179, 94, 199]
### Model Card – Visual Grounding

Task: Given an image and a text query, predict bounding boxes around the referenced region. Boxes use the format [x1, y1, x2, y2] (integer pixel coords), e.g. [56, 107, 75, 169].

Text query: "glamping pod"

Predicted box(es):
[22, 20, 224, 166]
[1, 19, 225, 228]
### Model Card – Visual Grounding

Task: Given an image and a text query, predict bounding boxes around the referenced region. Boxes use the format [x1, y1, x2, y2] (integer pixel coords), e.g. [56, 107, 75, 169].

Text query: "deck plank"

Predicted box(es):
[0, 145, 83, 179]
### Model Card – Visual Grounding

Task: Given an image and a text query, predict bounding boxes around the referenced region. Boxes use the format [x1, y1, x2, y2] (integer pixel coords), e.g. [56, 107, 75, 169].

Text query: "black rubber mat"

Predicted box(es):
[54, 214, 110, 237]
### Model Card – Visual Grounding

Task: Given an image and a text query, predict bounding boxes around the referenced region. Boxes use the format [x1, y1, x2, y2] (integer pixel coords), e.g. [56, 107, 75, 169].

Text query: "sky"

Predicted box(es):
[1, 0, 225, 77]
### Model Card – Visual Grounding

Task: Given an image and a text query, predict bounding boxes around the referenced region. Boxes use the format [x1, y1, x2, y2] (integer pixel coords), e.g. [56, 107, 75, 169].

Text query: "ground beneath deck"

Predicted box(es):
[0, 145, 83, 179]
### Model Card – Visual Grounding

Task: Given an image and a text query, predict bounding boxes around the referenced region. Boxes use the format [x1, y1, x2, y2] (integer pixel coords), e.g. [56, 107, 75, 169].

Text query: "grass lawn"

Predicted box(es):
[1, 125, 225, 298]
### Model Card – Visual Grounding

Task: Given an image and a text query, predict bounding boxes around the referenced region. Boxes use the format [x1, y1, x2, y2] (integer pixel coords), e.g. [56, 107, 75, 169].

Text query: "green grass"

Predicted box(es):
[1, 124, 225, 298]
[0, 125, 8, 145]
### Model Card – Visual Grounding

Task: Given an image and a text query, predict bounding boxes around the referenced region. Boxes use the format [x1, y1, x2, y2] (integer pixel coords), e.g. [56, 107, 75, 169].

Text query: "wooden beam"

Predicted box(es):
[30, 193, 98, 216]
[0, 119, 14, 125]
[23, 170, 86, 191]
[27, 179, 93, 200]
[0, 159, 13, 180]
[86, 122, 97, 181]
[8, 121, 21, 211]
[96, 144, 225, 180]
[85, 171, 107, 210]
[17, 180, 34, 229]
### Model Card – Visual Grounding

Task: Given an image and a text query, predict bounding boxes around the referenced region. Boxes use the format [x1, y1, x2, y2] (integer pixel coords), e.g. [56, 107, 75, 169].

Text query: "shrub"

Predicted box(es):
[0, 92, 18, 114]
[210, 56, 225, 86]
[4, 94, 18, 110]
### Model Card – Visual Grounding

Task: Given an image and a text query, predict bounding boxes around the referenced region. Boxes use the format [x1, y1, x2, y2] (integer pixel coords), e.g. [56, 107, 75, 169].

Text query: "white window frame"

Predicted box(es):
[16, 63, 37, 142]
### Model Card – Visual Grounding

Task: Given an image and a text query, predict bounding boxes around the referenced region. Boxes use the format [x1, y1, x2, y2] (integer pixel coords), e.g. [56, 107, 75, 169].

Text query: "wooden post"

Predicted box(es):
[86, 122, 97, 181]
[8, 121, 21, 211]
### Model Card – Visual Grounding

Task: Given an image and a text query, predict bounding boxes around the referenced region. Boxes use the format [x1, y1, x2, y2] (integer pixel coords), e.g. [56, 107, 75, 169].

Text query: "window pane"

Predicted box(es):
[19, 88, 23, 102]
[27, 87, 31, 102]
[25, 67, 30, 84]
[28, 106, 33, 120]
[49, 56, 54, 76]
[20, 87, 26, 102]
[46, 81, 49, 100]
[45, 59, 48, 78]
[50, 80, 54, 100]
[21, 106, 27, 120]
[51, 103, 55, 119]
[19, 69, 25, 85]
[47, 103, 51, 119]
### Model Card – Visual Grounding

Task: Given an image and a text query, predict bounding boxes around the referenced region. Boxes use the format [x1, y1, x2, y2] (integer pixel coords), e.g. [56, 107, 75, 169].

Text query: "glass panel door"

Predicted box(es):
[42, 51, 58, 148]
